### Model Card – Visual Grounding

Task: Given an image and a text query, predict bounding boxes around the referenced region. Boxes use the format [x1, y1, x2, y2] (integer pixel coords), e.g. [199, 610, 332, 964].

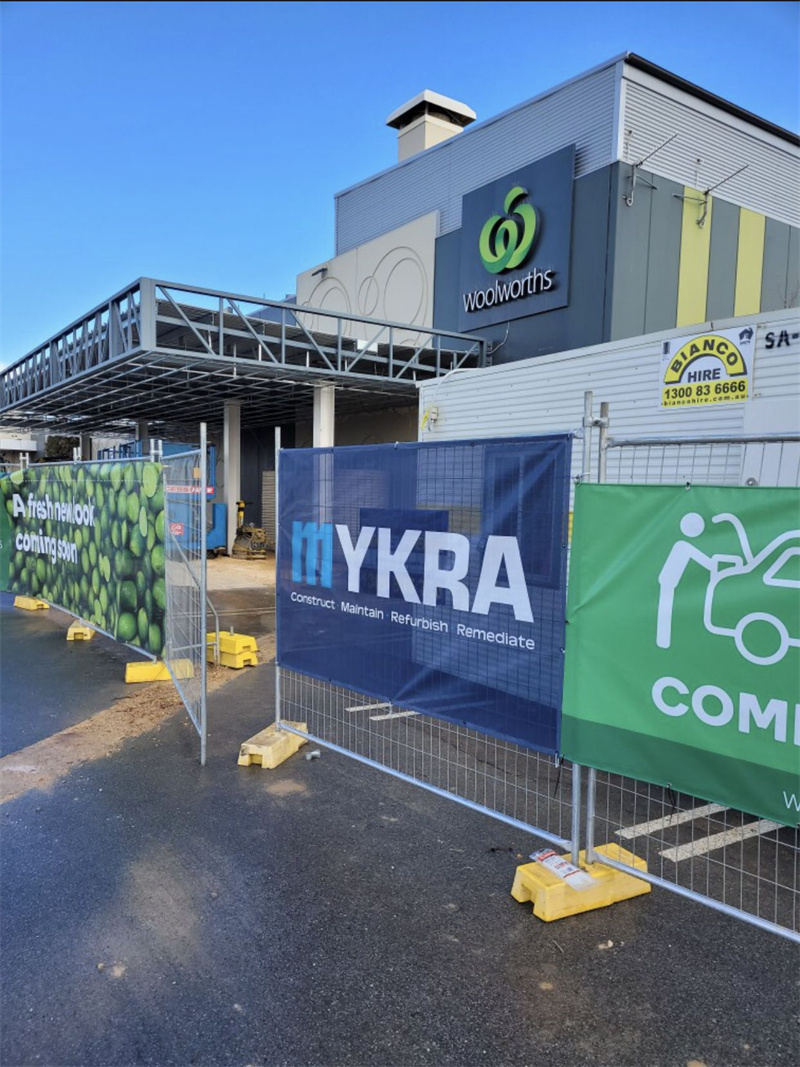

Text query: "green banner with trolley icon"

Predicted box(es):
[562, 483, 800, 825]
[0, 461, 167, 657]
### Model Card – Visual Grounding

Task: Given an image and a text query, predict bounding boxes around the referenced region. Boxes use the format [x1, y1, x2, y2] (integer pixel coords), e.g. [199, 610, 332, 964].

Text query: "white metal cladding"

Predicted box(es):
[335, 64, 618, 253]
[417, 309, 800, 487]
[621, 76, 800, 228]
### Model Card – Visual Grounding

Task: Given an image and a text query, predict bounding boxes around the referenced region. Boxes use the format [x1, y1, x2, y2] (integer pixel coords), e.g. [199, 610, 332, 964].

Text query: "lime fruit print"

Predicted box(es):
[0, 461, 167, 656]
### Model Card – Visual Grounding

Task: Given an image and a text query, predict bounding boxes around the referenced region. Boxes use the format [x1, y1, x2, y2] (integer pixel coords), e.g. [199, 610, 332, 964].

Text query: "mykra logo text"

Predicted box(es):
[291, 521, 534, 623]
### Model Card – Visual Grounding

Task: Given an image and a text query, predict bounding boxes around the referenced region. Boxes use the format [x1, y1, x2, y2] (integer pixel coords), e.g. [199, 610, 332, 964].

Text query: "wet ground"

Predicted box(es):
[1, 591, 798, 1067]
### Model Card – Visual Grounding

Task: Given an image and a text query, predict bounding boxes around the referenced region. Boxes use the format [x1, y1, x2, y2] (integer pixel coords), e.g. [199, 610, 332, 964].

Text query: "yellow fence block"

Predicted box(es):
[14, 596, 49, 611]
[125, 658, 194, 683]
[125, 661, 172, 683]
[208, 647, 258, 669]
[207, 631, 257, 655]
[511, 843, 650, 922]
[66, 622, 95, 641]
[238, 722, 308, 769]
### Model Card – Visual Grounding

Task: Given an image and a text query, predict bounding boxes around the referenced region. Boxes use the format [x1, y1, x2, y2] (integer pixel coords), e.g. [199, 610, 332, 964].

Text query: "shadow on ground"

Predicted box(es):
[1, 595, 798, 1066]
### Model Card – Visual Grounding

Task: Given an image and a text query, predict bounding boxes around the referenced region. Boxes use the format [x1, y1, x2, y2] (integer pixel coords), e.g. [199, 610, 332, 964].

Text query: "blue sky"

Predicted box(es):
[2, 0, 798, 361]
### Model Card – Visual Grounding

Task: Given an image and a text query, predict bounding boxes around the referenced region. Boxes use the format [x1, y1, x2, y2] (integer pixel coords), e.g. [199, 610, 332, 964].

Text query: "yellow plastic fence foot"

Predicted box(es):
[511, 843, 651, 922]
[125, 659, 195, 683]
[208, 631, 257, 655]
[125, 661, 172, 683]
[207, 632, 258, 668]
[217, 650, 259, 669]
[66, 622, 95, 641]
[14, 596, 49, 611]
[238, 722, 308, 769]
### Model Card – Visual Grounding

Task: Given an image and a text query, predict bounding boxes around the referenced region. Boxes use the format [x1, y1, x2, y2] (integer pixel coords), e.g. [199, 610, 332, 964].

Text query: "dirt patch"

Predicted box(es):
[263, 778, 307, 797]
[207, 555, 275, 591]
[0, 633, 276, 805]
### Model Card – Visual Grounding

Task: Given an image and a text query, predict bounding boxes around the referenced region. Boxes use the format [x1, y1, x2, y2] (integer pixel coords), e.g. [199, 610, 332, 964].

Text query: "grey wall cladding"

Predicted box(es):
[762, 218, 800, 312]
[788, 228, 800, 309]
[607, 165, 683, 340]
[706, 198, 739, 321]
[622, 79, 800, 228]
[335, 64, 618, 254]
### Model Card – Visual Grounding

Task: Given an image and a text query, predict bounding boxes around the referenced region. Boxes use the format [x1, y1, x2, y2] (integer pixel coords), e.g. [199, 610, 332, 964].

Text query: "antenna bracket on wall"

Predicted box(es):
[672, 163, 749, 228]
[623, 132, 677, 207]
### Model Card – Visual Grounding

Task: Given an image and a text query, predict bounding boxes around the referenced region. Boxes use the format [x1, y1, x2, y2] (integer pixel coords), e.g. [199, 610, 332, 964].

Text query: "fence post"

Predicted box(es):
[570, 390, 597, 864]
[274, 425, 282, 733]
[200, 422, 208, 767]
[584, 400, 610, 864]
[581, 390, 593, 482]
[597, 401, 609, 484]
[571, 764, 582, 866]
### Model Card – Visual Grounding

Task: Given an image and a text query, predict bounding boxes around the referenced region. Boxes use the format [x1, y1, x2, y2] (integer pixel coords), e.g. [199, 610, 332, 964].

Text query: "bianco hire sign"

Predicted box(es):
[660, 325, 754, 409]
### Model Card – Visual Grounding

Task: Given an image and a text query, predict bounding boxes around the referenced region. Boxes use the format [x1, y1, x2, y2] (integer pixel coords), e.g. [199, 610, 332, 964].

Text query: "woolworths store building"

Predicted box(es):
[1, 53, 798, 548]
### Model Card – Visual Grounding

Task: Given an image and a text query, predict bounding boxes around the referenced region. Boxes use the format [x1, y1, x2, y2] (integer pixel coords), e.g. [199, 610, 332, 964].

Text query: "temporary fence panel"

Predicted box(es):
[276, 435, 577, 851]
[0, 457, 167, 657]
[565, 481, 799, 822]
[162, 426, 211, 765]
[574, 431, 800, 943]
[0, 447, 211, 765]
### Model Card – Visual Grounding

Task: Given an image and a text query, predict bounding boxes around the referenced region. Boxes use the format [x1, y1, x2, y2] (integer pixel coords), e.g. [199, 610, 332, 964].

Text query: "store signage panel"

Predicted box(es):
[660, 326, 755, 409]
[458, 145, 575, 331]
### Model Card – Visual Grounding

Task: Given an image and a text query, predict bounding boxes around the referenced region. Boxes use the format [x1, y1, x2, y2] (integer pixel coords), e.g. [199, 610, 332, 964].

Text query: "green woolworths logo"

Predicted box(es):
[479, 186, 537, 274]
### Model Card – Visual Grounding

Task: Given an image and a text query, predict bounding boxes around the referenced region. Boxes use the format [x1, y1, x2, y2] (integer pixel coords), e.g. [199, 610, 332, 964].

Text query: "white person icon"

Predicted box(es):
[657, 512, 715, 649]
[656, 507, 799, 665]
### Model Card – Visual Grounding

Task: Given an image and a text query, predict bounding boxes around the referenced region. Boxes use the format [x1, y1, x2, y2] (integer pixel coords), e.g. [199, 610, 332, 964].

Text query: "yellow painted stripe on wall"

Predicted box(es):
[734, 208, 766, 316]
[676, 187, 713, 327]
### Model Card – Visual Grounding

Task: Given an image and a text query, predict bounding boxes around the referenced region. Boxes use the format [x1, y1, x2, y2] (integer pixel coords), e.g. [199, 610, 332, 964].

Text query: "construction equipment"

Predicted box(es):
[231, 499, 269, 559]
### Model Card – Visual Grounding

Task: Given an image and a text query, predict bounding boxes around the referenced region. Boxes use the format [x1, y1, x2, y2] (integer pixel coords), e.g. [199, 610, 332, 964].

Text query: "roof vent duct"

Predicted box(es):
[386, 90, 476, 162]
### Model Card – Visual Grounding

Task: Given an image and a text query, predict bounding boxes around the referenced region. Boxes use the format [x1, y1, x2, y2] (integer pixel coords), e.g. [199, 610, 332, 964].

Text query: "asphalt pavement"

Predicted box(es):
[0, 597, 131, 757]
[1, 593, 799, 1067]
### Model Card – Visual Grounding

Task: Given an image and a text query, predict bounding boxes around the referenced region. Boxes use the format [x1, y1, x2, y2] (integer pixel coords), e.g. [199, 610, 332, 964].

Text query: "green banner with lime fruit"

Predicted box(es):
[562, 483, 800, 826]
[0, 460, 167, 656]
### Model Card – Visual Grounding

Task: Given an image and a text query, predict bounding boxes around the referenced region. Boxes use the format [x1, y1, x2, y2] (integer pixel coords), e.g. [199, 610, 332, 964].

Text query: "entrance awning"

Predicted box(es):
[0, 279, 487, 436]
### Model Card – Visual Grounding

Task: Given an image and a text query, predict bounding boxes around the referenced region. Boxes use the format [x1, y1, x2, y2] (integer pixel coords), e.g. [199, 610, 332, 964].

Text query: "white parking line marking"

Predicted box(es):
[660, 820, 781, 863]
[370, 710, 420, 722]
[617, 803, 727, 839]
[345, 702, 391, 714]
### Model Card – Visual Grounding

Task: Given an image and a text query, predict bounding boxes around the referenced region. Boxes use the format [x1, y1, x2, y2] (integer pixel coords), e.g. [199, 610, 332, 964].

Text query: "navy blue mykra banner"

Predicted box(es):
[277, 435, 571, 754]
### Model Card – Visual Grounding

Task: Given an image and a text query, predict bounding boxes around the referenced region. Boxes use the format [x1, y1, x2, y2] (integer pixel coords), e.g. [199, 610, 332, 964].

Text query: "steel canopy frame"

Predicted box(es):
[0, 279, 487, 436]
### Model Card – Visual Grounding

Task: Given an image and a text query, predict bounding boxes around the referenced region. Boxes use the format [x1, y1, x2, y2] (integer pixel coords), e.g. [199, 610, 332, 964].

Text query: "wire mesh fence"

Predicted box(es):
[601, 433, 800, 488]
[162, 429, 210, 764]
[274, 419, 798, 940]
[276, 435, 577, 851]
[279, 670, 574, 847]
[588, 431, 800, 942]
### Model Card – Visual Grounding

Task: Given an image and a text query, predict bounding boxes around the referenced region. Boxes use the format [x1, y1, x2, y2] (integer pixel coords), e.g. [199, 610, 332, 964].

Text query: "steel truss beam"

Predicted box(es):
[1, 278, 486, 435]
